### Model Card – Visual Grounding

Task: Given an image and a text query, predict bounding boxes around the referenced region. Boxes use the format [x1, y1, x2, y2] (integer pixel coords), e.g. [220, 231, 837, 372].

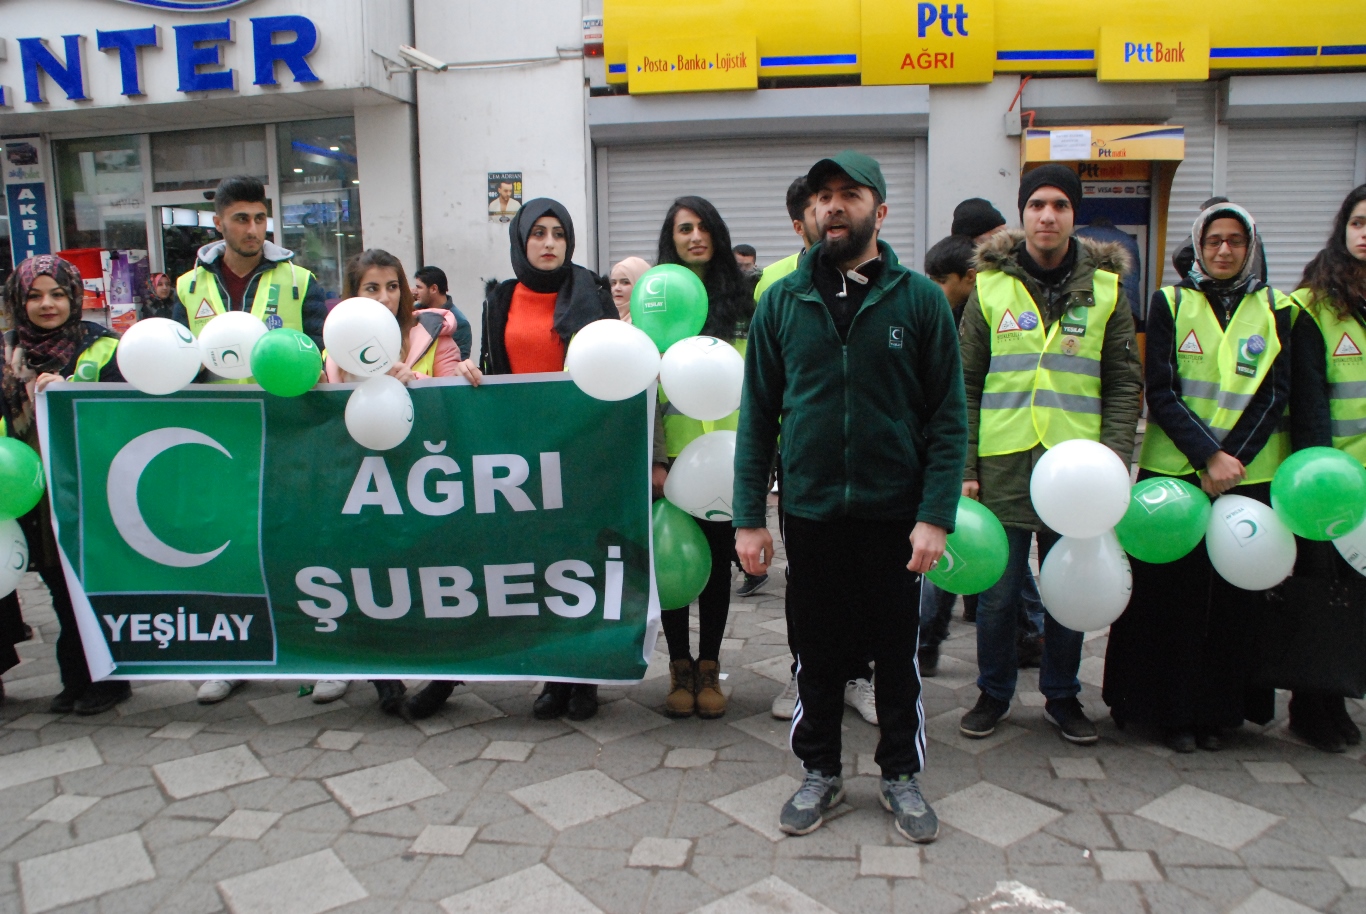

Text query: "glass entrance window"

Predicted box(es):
[151, 125, 268, 193]
[277, 117, 362, 303]
[53, 135, 148, 252]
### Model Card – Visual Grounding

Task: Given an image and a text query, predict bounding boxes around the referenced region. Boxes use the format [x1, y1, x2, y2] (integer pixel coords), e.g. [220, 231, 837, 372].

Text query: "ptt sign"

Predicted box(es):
[12, 15, 319, 105]
[862, 0, 994, 84]
[1097, 26, 1209, 82]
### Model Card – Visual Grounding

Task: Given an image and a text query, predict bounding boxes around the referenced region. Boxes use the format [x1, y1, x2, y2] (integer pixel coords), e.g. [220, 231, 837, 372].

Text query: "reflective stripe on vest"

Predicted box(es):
[976, 269, 1117, 457]
[1296, 289, 1366, 465]
[70, 336, 118, 382]
[661, 338, 742, 458]
[176, 260, 306, 338]
[1138, 285, 1292, 483]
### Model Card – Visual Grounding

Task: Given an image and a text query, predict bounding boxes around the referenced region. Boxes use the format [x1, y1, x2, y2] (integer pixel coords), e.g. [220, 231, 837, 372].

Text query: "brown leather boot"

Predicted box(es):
[665, 658, 696, 718]
[695, 660, 727, 719]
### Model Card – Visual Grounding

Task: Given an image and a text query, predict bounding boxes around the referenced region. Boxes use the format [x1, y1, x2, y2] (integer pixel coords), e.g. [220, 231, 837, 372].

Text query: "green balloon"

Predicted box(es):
[652, 499, 713, 610]
[1271, 446, 1366, 541]
[927, 498, 1009, 595]
[0, 438, 45, 521]
[250, 329, 323, 397]
[630, 264, 708, 353]
[1115, 477, 1210, 563]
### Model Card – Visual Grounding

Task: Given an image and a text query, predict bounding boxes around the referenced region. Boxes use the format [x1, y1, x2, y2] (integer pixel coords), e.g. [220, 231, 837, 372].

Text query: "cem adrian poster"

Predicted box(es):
[37, 377, 660, 683]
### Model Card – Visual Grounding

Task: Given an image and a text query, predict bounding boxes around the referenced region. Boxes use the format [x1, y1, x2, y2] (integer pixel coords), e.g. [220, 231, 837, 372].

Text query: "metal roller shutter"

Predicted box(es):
[1226, 125, 1360, 291]
[598, 137, 920, 273]
[1161, 84, 1217, 288]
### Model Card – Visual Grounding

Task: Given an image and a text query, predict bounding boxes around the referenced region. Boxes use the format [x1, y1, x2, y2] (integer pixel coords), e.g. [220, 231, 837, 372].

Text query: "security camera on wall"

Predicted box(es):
[398, 45, 448, 73]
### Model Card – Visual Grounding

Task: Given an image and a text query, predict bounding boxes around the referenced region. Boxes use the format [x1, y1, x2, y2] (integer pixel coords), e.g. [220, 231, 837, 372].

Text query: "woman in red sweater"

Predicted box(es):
[464, 197, 617, 720]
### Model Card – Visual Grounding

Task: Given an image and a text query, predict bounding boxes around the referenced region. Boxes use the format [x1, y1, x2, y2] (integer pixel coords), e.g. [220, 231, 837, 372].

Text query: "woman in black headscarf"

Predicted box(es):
[442, 199, 615, 723]
[1, 255, 128, 714]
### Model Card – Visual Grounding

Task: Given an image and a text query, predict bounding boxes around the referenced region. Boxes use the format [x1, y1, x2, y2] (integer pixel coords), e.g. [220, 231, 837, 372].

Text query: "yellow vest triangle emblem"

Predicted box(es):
[996, 309, 1019, 333]
[1178, 330, 1203, 354]
[1334, 333, 1362, 357]
[194, 301, 215, 320]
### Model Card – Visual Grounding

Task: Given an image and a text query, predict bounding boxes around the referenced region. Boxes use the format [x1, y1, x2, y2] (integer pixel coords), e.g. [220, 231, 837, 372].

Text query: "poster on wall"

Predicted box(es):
[488, 172, 523, 223]
[3, 137, 52, 262]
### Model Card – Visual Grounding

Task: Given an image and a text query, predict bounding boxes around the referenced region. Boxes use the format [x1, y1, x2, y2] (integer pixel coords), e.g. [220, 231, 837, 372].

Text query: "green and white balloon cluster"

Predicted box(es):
[565, 265, 741, 610]
[0, 439, 43, 598]
[323, 299, 413, 451]
[116, 314, 322, 399]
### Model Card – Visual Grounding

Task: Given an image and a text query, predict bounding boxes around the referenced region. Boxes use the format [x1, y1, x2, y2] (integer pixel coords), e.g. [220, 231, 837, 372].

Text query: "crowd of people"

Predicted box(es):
[2, 158, 1366, 843]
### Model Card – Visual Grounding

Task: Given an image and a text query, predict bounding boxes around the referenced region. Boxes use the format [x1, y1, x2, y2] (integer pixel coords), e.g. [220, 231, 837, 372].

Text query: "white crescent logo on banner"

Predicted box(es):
[106, 428, 232, 568]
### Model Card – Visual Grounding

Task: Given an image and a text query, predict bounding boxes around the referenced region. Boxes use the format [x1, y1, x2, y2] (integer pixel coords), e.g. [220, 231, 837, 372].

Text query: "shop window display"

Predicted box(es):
[53, 135, 148, 253]
[151, 125, 268, 193]
[277, 117, 362, 305]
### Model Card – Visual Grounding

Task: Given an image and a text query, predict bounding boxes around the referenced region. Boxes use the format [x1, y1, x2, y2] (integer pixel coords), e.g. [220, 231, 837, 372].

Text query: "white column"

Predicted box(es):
[355, 100, 421, 272]
[926, 75, 1024, 242]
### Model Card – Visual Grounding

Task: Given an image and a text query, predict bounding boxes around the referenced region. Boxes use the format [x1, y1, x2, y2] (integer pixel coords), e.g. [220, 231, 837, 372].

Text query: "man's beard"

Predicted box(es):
[821, 209, 877, 263]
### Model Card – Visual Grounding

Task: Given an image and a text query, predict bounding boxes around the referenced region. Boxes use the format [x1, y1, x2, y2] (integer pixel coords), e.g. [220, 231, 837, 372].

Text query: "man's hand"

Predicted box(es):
[453, 359, 483, 387]
[652, 464, 668, 499]
[907, 522, 948, 574]
[1200, 451, 1245, 497]
[736, 527, 774, 576]
[962, 480, 980, 500]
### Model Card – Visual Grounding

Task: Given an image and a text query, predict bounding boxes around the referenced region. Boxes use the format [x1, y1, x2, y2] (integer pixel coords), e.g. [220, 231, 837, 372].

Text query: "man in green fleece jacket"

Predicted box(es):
[734, 151, 967, 842]
[957, 164, 1142, 746]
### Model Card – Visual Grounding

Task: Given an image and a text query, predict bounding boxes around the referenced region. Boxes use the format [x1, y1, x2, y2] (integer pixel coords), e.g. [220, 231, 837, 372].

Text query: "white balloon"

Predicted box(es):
[115, 317, 202, 395]
[0, 519, 28, 599]
[198, 311, 268, 379]
[324, 297, 403, 378]
[1206, 493, 1297, 590]
[344, 375, 414, 451]
[565, 319, 661, 401]
[1334, 515, 1366, 577]
[660, 336, 744, 421]
[663, 430, 736, 521]
[1030, 439, 1131, 538]
[1039, 531, 1132, 632]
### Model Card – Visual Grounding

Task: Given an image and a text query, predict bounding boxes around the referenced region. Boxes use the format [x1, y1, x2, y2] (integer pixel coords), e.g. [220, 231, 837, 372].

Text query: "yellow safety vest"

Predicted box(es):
[660, 338, 742, 458]
[1139, 286, 1292, 483]
[176, 260, 309, 338]
[70, 336, 118, 382]
[1295, 289, 1366, 465]
[977, 269, 1117, 457]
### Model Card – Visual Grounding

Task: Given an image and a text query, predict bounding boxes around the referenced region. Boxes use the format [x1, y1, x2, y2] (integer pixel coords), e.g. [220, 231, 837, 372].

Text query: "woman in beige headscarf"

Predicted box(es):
[609, 257, 650, 322]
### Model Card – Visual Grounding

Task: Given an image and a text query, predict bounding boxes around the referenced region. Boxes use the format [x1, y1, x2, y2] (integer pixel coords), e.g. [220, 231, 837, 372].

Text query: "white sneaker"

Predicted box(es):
[771, 672, 799, 719]
[845, 677, 878, 725]
[197, 680, 245, 704]
[312, 680, 349, 704]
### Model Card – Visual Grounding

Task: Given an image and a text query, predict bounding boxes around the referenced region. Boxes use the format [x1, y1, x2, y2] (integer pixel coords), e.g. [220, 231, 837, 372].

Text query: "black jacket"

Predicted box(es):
[479, 270, 615, 376]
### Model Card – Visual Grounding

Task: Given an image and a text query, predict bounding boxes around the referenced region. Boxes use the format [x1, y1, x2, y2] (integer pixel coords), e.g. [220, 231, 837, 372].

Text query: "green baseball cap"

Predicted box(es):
[806, 150, 887, 201]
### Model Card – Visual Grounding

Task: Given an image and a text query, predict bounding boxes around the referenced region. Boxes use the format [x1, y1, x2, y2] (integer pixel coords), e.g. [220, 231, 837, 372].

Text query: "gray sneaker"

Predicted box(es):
[779, 771, 844, 836]
[880, 774, 939, 843]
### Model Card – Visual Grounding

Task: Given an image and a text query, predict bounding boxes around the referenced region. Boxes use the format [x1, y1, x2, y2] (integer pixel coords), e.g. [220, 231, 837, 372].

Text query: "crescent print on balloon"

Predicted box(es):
[106, 428, 232, 568]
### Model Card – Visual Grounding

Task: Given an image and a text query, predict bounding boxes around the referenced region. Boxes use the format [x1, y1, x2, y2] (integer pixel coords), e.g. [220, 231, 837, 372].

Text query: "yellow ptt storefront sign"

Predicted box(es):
[628, 36, 759, 94]
[1097, 26, 1209, 81]
[1022, 126, 1186, 164]
[861, 0, 994, 85]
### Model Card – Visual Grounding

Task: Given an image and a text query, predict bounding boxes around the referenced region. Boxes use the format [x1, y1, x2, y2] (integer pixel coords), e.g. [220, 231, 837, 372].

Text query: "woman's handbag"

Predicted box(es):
[1254, 575, 1366, 697]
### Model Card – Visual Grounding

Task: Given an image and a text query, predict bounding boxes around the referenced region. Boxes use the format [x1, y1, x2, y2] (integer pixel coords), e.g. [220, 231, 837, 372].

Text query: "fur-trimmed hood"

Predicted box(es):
[972, 229, 1132, 279]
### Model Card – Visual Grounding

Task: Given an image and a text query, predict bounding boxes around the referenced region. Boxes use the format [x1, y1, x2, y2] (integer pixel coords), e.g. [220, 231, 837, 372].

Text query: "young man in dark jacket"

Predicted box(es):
[735, 151, 968, 842]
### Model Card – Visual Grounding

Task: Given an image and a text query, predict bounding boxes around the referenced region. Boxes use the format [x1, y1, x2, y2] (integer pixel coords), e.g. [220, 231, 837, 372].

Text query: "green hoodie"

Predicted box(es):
[733, 240, 968, 531]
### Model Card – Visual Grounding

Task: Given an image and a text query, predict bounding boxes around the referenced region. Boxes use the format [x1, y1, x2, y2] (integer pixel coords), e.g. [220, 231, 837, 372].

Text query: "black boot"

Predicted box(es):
[73, 681, 131, 715]
[1326, 696, 1362, 746]
[49, 685, 84, 714]
[566, 684, 599, 721]
[533, 682, 572, 719]
[1290, 693, 1346, 753]
[1163, 727, 1196, 753]
[403, 681, 459, 720]
[372, 680, 407, 716]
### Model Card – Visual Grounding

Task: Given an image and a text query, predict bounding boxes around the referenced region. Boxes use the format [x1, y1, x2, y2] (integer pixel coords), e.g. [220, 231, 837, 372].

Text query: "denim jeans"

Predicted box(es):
[1018, 572, 1044, 639]
[975, 527, 1082, 703]
[921, 570, 1044, 650]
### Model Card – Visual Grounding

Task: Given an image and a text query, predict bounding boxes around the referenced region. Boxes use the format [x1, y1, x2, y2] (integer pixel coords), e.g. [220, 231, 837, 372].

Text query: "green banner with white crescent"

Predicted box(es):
[37, 376, 659, 682]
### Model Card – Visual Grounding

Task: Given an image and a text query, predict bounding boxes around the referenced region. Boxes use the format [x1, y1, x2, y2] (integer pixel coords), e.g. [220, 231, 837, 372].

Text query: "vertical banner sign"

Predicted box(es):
[39, 377, 659, 682]
[3, 137, 52, 261]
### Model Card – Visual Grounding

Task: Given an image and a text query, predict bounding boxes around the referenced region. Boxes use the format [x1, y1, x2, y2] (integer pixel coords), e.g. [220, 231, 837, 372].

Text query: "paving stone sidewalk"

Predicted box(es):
[1, 509, 1365, 914]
